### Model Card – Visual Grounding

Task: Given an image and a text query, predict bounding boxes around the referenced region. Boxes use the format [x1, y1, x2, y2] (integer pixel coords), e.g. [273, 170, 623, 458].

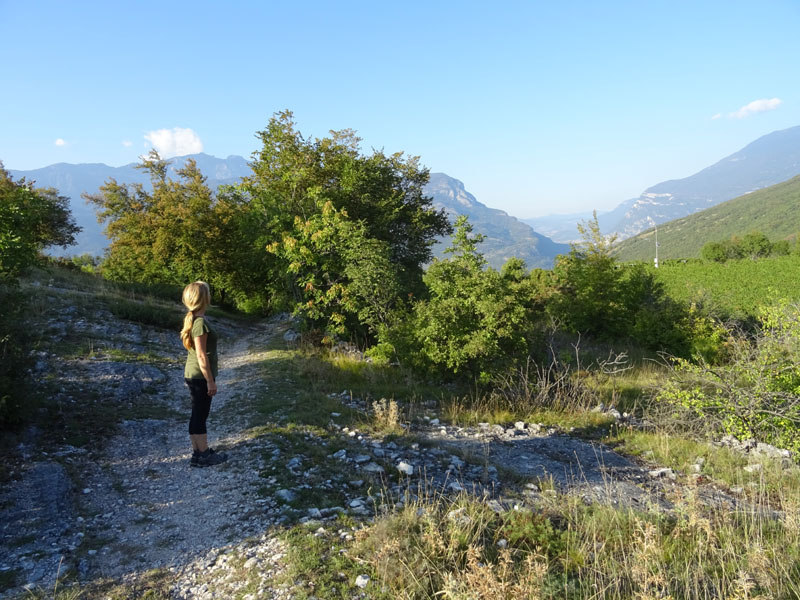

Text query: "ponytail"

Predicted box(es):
[181, 311, 195, 350]
[180, 281, 211, 350]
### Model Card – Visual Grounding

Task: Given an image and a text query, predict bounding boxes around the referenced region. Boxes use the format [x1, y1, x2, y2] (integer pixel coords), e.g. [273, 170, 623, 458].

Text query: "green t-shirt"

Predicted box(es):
[184, 316, 219, 380]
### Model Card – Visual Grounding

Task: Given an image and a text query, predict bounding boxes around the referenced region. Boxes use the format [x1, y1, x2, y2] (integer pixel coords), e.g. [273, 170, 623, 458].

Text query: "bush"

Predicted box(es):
[404, 218, 545, 379]
[0, 286, 33, 428]
[551, 215, 694, 355]
[657, 299, 800, 452]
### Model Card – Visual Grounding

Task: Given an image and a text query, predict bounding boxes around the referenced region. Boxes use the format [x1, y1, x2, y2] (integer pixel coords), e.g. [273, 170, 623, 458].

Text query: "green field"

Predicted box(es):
[645, 254, 800, 319]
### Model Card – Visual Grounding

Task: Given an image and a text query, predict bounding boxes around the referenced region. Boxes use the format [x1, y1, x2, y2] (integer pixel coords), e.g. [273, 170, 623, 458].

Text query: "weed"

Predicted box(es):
[371, 398, 403, 435]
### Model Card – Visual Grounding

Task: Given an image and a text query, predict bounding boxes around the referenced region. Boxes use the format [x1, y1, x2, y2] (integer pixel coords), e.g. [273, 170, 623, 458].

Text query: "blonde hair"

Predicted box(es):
[181, 281, 211, 350]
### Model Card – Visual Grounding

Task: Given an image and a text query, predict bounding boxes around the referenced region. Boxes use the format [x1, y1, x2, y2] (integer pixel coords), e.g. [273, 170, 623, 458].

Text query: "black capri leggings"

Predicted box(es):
[186, 378, 212, 435]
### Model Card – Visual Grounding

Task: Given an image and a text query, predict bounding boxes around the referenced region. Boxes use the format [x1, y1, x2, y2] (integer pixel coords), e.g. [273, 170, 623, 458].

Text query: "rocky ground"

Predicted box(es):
[1, 286, 794, 599]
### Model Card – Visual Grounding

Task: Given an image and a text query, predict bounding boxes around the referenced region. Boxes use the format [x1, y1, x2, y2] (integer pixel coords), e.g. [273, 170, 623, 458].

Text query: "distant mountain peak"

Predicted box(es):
[606, 125, 800, 239]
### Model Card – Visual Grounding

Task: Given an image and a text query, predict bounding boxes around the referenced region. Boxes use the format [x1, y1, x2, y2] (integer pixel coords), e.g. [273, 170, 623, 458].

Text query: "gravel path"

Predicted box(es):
[1, 313, 294, 599]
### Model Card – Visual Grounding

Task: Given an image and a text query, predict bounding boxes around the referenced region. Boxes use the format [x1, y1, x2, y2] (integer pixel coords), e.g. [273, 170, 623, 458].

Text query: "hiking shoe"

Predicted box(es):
[192, 448, 228, 468]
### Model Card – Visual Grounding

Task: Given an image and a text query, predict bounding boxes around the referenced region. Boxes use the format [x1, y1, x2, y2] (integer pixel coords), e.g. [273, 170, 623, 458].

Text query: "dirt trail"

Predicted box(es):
[1, 311, 294, 599]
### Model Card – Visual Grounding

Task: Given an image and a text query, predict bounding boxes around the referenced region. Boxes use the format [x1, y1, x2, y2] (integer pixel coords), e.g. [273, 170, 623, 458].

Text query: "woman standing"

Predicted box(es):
[181, 281, 227, 467]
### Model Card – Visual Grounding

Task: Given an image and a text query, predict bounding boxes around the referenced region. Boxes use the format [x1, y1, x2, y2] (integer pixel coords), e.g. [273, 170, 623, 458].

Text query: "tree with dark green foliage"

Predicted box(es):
[407, 216, 545, 378]
[550, 213, 625, 338]
[0, 164, 80, 427]
[700, 241, 728, 263]
[0, 164, 80, 280]
[701, 231, 787, 263]
[552, 213, 693, 353]
[739, 231, 772, 259]
[233, 110, 451, 333]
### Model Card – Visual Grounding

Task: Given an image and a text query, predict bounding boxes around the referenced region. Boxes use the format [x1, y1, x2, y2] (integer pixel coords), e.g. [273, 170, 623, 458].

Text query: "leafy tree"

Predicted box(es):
[235, 110, 451, 330]
[701, 241, 728, 263]
[0, 164, 79, 427]
[0, 164, 80, 281]
[408, 216, 543, 378]
[550, 212, 625, 337]
[551, 212, 693, 353]
[86, 151, 238, 297]
[772, 239, 791, 256]
[739, 231, 772, 259]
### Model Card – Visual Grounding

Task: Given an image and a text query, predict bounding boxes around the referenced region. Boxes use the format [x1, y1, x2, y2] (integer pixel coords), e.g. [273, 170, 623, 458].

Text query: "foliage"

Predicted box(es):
[550, 214, 694, 354]
[231, 110, 451, 331]
[0, 165, 79, 428]
[267, 196, 402, 340]
[650, 254, 800, 321]
[657, 299, 800, 451]
[86, 151, 243, 305]
[0, 164, 79, 281]
[407, 216, 546, 378]
[701, 231, 782, 263]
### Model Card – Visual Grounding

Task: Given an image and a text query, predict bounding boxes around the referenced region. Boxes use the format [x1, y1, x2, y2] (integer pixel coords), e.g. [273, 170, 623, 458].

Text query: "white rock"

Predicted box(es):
[648, 468, 677, 480]
[355, 574, 370, 588]
[430, 418, 440, 426]
[361, 462, 385, 474]
[744, 464, 762, 473]
[397, 461, 414, 475]
[243, 557, 259, 569]
[514, 421, 526, 430]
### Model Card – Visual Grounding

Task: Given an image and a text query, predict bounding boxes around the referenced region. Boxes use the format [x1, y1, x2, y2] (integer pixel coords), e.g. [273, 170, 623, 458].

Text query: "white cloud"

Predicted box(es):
[711, 113, 722, 120]
[730, 98, 782, 119]
[122, 140, 133, 147]
[143, 127, 203, 157]
[54, 138, 67, 147]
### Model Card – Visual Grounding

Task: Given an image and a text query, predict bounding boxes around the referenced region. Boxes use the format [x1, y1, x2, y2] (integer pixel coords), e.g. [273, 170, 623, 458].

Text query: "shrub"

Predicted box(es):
[407, 218, 545, 379]
[0, 286, 33, 428]
[657, 299, 800, 451]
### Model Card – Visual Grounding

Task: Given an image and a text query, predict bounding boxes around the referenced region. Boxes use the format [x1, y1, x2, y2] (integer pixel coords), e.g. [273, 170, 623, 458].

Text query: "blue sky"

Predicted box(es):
[2, 0, 799, 217]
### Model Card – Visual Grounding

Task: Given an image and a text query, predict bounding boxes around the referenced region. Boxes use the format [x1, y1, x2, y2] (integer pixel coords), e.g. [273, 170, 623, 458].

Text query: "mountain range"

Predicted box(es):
[522, 125, 800, 244]
[602, 125, 800, 239]
[8, 124, 800, 269]
[8, 157, 567, 269]
[614, 175, 800, 261]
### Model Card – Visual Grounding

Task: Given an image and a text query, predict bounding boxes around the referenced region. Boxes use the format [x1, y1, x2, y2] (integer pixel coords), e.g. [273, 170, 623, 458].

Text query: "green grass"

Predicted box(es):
[653, 255, 800, 320]
[607, 429, 800, 500]
[279, 518, 389, 600]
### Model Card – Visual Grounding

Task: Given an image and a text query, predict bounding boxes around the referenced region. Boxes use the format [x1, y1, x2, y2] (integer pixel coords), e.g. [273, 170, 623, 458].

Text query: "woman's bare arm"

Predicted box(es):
[194, 333, 217, 396]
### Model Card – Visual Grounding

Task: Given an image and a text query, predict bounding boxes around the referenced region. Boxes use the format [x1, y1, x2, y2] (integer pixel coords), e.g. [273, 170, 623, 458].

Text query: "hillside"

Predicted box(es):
[602, 125, 800, 239]
[427, 173, 569, 269]
[614, 175, 800, 261]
